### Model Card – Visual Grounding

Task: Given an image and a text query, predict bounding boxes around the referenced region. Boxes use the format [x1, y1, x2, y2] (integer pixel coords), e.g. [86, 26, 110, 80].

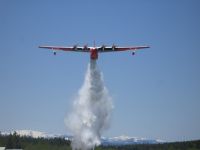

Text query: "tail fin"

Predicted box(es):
[94, 40, 96, 48]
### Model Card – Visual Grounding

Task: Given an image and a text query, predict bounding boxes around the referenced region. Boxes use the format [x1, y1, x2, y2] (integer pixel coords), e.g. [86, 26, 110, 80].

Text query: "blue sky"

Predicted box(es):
[0, 0, 200, 142]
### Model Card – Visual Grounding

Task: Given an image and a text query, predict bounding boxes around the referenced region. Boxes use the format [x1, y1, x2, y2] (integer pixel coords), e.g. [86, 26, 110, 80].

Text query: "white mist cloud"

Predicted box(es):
[65, 60, 113, 150]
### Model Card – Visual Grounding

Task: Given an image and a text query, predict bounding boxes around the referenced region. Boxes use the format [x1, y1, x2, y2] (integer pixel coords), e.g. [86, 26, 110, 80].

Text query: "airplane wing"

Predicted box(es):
[38, 46, 90, 52]
[97, 46, 150, 52]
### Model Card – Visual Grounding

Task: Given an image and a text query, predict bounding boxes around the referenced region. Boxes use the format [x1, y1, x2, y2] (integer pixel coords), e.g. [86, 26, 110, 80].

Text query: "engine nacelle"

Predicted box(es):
[101, 45, 106, 50]
[112, 45, 116, 50]
[73, 45, 78, 50]
[83, 45, 88, 50]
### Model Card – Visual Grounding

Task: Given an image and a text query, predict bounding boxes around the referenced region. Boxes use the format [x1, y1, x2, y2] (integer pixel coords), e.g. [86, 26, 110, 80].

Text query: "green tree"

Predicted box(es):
[13, 132, 22, 149]
[6, 134, 14, 149]
[5, 132, 22, 149]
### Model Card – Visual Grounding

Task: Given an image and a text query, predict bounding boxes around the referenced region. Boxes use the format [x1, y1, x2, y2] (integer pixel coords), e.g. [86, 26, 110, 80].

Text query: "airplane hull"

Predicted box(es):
[90, 49, 98, 60]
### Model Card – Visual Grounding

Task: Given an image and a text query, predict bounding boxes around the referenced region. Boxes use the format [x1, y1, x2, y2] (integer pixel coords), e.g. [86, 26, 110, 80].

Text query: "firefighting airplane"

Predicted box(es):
[39, 43, 150, 60]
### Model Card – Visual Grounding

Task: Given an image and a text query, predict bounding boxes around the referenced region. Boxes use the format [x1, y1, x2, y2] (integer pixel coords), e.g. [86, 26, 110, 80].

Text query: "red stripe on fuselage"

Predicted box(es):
[90, 48, 98, 60]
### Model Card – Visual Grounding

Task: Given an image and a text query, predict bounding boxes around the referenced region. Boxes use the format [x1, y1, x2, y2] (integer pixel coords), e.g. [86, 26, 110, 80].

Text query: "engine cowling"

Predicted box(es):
[101, 45, 106, 50]
[73, 45, 78, 50]
[112, 45, 116, 50]
[83, 45, 88, 50]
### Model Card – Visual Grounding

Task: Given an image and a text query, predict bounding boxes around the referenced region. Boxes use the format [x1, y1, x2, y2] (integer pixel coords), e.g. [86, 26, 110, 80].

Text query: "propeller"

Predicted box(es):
[101, 44, 106, 50]
[112, 44, 116, 50]
[83, 44, 88, 50]
[73, 44, 78, 50]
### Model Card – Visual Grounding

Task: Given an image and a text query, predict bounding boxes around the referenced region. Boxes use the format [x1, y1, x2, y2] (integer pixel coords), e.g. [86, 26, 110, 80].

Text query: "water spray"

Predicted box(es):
[65, 60, 113, 150]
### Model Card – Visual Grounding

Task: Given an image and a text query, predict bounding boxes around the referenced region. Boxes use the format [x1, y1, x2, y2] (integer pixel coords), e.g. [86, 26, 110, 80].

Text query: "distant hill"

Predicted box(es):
[101, 135, 164, 145]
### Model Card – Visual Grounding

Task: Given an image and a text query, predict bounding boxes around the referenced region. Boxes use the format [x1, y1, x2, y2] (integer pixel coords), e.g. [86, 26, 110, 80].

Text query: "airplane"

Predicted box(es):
[39, 43, 150, 60]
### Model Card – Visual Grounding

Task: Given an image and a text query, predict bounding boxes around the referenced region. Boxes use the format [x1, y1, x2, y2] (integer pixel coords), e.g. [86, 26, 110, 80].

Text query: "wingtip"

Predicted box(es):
[38, 46, 46, 48]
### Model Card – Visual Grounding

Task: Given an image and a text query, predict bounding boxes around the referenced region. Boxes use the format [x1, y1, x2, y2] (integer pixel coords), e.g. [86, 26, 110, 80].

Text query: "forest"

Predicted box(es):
[0, 132, 200, 150]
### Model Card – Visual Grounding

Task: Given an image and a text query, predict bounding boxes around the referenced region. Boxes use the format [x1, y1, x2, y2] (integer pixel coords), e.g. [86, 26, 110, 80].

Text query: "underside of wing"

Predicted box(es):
[38, 46, 90, 52]
[98, 46, 150, 52]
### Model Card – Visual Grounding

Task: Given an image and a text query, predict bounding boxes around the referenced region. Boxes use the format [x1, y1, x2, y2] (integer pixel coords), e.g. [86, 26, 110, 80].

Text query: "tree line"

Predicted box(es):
[0, 132, 200, 150]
